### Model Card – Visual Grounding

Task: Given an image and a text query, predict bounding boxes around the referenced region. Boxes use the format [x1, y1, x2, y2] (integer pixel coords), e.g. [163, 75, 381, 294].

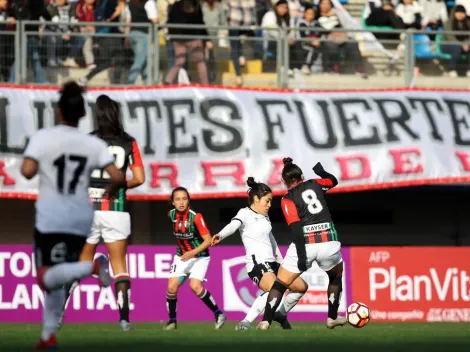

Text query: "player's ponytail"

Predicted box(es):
[281, 157, 303, 187]
[246, 177, 272, 206]
[94, 94, 125, 137]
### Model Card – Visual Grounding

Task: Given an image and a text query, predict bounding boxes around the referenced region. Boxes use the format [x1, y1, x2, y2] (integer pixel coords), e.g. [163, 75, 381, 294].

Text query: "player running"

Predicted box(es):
[211, 177, 308, 330]
[21, 82, 125, 349]
[257, 158, 346, 330]
[61, 95, 145, 331]
[164, 187, 226, 330]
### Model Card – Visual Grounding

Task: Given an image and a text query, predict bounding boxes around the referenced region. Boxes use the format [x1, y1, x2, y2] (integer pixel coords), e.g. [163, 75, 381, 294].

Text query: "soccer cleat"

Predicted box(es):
[163, 321, 177, 330]
[120, 320, 133, 331]
[215, 312, 226, 330]
[93, 255, 111, 288]
[273, 312, 292, 330]
[235, 319, 251, 331]
[326, 315, 348, 329]
[34, 334, 57, 350]
[256, 321, 270, 330]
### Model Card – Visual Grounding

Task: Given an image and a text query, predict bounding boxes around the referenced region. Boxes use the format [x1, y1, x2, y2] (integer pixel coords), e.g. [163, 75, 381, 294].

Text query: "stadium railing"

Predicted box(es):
[2, 21, 469, 89]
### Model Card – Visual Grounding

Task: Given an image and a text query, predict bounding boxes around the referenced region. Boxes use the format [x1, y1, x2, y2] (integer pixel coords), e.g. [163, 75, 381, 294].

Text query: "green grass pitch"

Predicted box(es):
[0, 322, 469, 352]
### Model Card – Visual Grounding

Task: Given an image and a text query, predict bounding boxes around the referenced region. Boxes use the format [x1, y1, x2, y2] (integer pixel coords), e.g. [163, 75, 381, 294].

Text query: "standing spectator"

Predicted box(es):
[395, 0, 422, 29]
[297, 5, 321, 75]
[164, 0, 209, 85]
[316, 0, 366, 77]
[262, 0, 299, 77]
[227, 0, 257, 86]
[201, 0, 226, 83]
[126, 0, 158, 85]
[9, 0, 51, 83]
[75, 0, 96, 69]
[0, 0, 15, 82]
[442, 5, 470, 78]
[47, 0, 81, 68]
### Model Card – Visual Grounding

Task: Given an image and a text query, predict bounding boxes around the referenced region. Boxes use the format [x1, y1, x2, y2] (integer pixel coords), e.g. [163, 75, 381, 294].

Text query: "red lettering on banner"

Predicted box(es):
[150, 163, 179, 188]
[267, 158, 284, 185]
[389, 148, 423, 174]
[335, 155, 371, 181]
[350, 247, 470, 322]
[455, 151, 470, 171]
[201, 161, 245, 187]
[0, 161, 15, 186]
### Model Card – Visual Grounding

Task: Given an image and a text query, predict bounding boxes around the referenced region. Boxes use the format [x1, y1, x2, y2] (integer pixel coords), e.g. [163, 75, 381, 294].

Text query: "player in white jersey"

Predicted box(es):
[211, 177, 308, 330]
[21, 81, 126, 350]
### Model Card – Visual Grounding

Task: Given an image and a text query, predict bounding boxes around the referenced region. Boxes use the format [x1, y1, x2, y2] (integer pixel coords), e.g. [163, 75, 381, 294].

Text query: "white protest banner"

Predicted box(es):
[0, 85, 469, 199]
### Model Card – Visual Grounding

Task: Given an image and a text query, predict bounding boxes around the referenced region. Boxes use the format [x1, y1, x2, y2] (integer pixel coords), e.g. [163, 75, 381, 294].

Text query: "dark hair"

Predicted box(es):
[246, 177, 272, 206]
[170, 187, 191, 203]
[274, 0, 291, 28]
[281, 157, 303, 187]
[94, 94, 124, 137]
[58, 81, 86, 126]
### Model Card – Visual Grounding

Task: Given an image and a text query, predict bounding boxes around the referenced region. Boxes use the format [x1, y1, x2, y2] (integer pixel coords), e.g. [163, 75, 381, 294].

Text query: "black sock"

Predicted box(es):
[198, 288, 222, 315]
[327, 271, 343, 319]
[115, 276, 131, 322]
[262, 280, 287, 323]
[166, 291, 177, 322]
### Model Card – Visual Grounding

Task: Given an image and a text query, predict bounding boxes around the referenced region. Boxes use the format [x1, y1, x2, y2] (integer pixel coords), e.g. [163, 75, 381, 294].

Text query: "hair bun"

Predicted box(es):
[283, 157, 293, 165]
[246, 177, 257, 188]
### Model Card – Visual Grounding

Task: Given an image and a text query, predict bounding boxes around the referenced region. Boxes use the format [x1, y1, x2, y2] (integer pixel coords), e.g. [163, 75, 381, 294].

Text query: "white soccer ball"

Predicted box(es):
[347, 302, 370, 328]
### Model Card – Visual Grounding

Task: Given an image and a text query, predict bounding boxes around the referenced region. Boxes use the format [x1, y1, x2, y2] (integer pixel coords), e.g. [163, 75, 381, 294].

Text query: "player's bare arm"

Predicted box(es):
[127, 165, 145, 189]
[21, 158, 39, 179]
[181, 233, 212, 262]
[103, 163, 126, 197]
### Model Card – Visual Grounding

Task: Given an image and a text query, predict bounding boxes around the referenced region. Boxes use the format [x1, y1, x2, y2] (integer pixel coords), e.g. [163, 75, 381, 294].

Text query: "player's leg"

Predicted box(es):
[102, 211, 132, 331]
[317, 241, 346, 329]
[164, 255, 187, 330]
[188, 257, 226, 329]
[275, 276, 309, 328]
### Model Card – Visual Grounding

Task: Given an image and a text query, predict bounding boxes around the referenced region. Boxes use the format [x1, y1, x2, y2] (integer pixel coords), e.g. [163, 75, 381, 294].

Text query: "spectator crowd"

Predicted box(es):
[0, 0, 468, 85]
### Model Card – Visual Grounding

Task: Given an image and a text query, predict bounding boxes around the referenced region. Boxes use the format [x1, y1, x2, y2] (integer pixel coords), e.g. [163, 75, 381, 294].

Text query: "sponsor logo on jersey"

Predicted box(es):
[303, 222, 331, 233]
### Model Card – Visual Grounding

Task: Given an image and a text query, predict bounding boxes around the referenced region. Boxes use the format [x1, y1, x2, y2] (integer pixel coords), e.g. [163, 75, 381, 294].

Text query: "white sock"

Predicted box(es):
[41, 289, 65, 341]
[244, 292, 269, 323]
[43, 262, 93, 291]
[277, 291, 304, 316]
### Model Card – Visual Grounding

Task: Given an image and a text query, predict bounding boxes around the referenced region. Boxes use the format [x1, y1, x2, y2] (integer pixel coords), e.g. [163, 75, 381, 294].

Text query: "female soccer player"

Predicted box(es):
[61, 95, 145, 331]
[211, 177, 308, 330]
[164, 187, 226, 330]
[257, 158, 346, 330]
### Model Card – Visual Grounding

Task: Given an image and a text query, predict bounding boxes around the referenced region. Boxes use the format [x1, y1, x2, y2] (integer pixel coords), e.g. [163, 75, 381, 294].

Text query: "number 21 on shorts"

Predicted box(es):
[301, 189, 323, 214]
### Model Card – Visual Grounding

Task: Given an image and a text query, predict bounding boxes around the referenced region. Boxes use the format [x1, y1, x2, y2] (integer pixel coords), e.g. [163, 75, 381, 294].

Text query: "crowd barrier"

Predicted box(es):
[0, 245, 468, 323]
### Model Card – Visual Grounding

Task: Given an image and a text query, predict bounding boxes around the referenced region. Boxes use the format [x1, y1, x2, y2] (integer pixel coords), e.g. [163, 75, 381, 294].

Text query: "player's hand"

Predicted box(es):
[211, 234, 221, 246]
[180, 250, 195, 262]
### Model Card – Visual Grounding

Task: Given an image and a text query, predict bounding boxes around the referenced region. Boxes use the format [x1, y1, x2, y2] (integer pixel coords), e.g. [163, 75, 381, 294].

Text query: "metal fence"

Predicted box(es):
[1, 21, 469, 89]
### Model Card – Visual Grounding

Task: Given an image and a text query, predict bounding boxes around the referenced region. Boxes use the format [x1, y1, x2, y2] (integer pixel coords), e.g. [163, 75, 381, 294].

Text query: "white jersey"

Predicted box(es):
[218, 207, 283, 272]
[24, 125, 114, 236]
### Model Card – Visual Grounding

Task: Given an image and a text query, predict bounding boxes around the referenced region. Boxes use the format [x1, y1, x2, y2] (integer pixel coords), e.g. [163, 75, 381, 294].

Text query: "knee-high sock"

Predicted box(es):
[41, 289, 65, 340]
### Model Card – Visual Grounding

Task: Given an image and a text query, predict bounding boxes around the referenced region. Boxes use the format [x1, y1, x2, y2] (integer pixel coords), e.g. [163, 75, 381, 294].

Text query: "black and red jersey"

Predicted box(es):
[281, 178, 338, 244]
[89, 131, 143, 212]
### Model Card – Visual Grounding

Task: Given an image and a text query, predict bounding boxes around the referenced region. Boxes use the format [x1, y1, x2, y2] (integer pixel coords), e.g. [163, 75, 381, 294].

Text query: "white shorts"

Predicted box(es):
[169, 255, 210, 282]
[282, 241, 342, 273]
[86, 211, 131, 245]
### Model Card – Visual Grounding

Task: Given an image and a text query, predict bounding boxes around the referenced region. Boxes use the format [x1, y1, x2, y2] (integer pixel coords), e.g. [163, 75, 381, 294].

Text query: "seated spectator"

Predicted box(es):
[456, 0, 470, 13]
[396, 0, 422, 29]
[126, 0, 158, 85]
[420, 0, 447, 32]
[164, 0, 209, 85]
[297, 5, 321, 75]
[316, 0, 367, 77]
[365, 0, 405, 32]
[47, 0, 81, 68]
[75, 0, 96, 69]
[0, 0, 15, 82]
[227, 0, 257, 87]
[262, 0, 299, 76]
[201, 0, 226, 84]
[441, 5, 470, 77]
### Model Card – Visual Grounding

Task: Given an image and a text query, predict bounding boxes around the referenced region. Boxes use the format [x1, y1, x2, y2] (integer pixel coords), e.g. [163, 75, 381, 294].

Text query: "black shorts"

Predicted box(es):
[248, 261, 280, 286]
[34, 229, 87, 269]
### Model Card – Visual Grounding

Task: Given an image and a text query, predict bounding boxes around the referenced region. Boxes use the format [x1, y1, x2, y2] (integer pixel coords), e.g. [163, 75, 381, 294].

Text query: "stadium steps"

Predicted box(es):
[343, 0, 365, 20]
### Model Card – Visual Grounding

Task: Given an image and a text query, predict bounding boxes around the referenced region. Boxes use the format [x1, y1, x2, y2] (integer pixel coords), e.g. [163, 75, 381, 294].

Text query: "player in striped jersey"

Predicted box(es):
[164, 187, 226, 330]
[212, 177, 308, 330]
[59, 95, 145, 331]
